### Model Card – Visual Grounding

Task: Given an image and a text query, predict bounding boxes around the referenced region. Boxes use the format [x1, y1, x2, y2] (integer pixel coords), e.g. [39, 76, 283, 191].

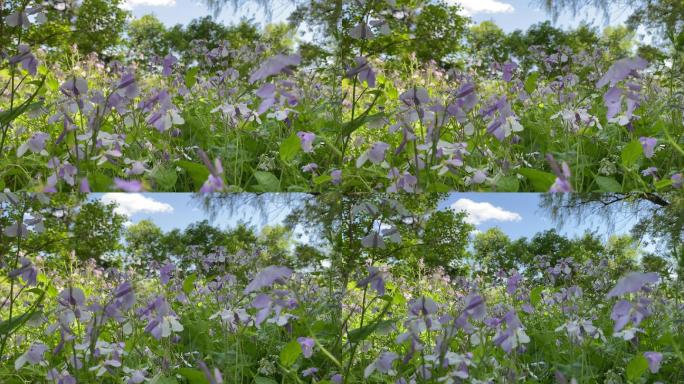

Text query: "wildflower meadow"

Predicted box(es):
[1, 192, 683, 383]
[1, 0, 683, 192]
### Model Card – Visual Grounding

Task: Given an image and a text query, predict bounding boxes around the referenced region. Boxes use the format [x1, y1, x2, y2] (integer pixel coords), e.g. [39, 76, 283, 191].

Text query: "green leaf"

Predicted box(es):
[626, 354, 648, 382]
[339, 112, 385, 141]
[177, 160, 209, 188]
[595, 176, 622, 192]
[151, 166, 178, 191]
[87, 173, 113, 192]
[182, 273, 197, 295]
[621, 140, 643, 167]
[177, 368, 209, 384]
[517, 168, 555, 191]
[150, 374, 178, 384]
[280, 340, 302, 367]
[253, 171, 280, 192]
[348, 319, 396, 343]
[184, 67, 200, 89]
[280, 133, 301, 162]
[495, 175, 519, 192]
[654, 178, 673, 190]
[530, 286, 544, 307]
[254, 377, 278, 384]
[313, 175, 332, 185]
[524, 72, 539, 94]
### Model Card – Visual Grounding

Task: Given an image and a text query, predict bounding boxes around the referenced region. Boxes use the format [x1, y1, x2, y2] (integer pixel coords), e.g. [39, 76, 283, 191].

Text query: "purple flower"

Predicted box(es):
[346, 57, 376, 87]
[117, 73, 139, 99]
[672, 173, 682, 188]
[357, 266, 386, 296]
[15, 342, 48, 370]
[330, 374, 343, 384]
[639, 137, 657, 158]
[256, 83, 276, 99]
[160, 263, 175, 285]
[244, 266, 293, 294]
[297, 131, 316, 153]
[610, 299, 632, 332]
[80, 177, 91, 193]
[596, 57, 648, 88]
[198, 150, 225, 193]
[114, 178, 144, 192]
[350, 23, 374, 39]
[162, 54, 178, 77]
[9, 45, 38, 75]
[399, 87, 429, 106]
[641, 167, 658, 177]
[302, 163, 318, 173]
[17, 132, 49, 157]
[58, 287, 86, 307]
[301, 367, 319, 377]
[297, 337, 315, 358]
[8, 257, 37, 286]
[409, 296, 438, 316]
[464, 294, 486, 320]
[644, 351, 663, 374]
[547, 154, 573, 192]
[364, 352, 398, 378]
[331, 169, 342, 185]
[249, 54, 301, 83]
[607, 272, 659, 298]
[361, 231, 385, 249]
[5, 11, 31, 28]
[502, 61, 518, 82]
[60, 76, 88, 98]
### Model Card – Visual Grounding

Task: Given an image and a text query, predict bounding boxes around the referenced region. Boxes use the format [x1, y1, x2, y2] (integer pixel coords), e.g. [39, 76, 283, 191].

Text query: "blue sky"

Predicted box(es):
[91, 193, 638, 242]
[125, 0, 629, 33]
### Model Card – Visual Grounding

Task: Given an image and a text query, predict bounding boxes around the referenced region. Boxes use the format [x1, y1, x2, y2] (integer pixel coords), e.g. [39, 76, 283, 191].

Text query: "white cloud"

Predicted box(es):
[122, 0, 175, 9]
[447, 0, 515, 15]
[100, 193, 174, 217]
[450, 198, 522, 225]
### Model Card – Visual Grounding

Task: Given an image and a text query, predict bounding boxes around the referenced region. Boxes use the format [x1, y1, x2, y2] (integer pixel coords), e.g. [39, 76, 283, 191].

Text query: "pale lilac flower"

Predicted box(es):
[331, 169, 342, 185]
[9, 45, 38, 75]
[249, 54, 301, 83]
[644, 351, 663, 374]
[114, 178, 143, 192]
[15, 343, 48, 370]
[160, 263, 174, 285]
[116, 73, 139, 99]
[302, 163, 318, 173]
[364, 352, 398, 378]
[17, 132, 49, 157]
[596, 57, 648, 88]
[60, 76, 88, 97]
[162, 54, 178, 77]
[80, 178, 91, 193]
[8, 257, 37, 286]
[5, 11, 31, 28]
[350, 23, 374, 39]
[607, 272, 659, 298]
[369, 142, 390, 163]
[361, 231, 385, 249]
[357, 266, 386, 295]
[244, 266, 293, 294]
[639, 137, 657, 158]
[502, 61, 518, 82]
[297, 131, 315, 153]
[346, 57, 376, 87]
[330, 374, 343, 384]
[547, 154, 573, 192]
[302, 367, 319, 377]
[641, 167, 658, 177]
[672, 173, 682, 188]
[298, 337, 315, 358]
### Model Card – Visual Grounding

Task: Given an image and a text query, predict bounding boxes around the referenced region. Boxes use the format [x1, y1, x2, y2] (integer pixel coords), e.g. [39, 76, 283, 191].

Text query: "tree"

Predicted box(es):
[472, 228, 514, 274]
[124, 219, 165, 269]
[71, 200, 126, 265]
[127, 14, 170, 60]
[467, 21, 509, 67]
